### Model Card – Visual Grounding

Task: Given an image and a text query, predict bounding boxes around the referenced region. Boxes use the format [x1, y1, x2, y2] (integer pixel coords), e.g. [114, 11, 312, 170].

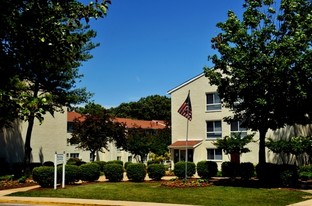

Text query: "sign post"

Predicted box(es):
[54, 152, 66, 189]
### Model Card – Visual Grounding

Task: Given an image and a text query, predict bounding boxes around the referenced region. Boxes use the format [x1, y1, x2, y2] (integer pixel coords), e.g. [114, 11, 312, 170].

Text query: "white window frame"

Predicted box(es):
[70, 153, 79, 159]
[206, 120, 222, 139]
[206, 93, 221, 111]
[207, 148, 222, 161]
[230, 120, 247, 138]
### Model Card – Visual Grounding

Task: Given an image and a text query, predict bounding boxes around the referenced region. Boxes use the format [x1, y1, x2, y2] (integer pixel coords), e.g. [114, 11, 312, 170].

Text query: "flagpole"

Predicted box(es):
[177, 90, 191, 180]
[185, 117, 189, 180]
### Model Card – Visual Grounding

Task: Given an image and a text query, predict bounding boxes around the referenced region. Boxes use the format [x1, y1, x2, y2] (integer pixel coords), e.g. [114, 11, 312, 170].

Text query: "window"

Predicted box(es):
[207, 149, 222, 160]
[70, 153, 79, 159]
[128, 156, 132, 162]
[230, 120, 247, 137]
[67, 122, 74, 133]
[206, 121, 222, 138]
[117, 156, 121, 161]
[206, 93, 221, 111]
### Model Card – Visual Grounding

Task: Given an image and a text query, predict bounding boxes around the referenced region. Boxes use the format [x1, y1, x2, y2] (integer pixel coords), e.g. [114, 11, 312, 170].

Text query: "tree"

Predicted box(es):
[149, 127, 171, 156]
[70, 103, 126, 162]
[0, 0, 111, 170]
[109, 95, 171, 123]
[213, 133, 254, 163]
[205, 0, 312, 165]
[124, 128, 152, 163]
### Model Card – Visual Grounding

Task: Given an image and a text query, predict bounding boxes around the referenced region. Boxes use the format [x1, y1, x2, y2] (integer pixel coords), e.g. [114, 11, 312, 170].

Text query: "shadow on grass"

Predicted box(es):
[210, 177, 312, 190]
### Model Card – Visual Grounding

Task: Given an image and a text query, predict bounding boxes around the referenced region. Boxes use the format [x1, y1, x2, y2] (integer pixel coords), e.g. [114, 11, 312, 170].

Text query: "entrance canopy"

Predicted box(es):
[169, 140, 202, 149]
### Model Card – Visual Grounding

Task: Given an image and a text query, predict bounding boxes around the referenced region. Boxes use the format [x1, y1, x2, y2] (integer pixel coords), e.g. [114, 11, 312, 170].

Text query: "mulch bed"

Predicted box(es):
[0, 179, 37, 190]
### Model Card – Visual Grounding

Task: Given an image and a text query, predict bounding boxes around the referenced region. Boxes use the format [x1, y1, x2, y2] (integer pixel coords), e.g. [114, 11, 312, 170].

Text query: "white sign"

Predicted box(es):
[57, 154, 64, 164]
[54, 152, 66, 190]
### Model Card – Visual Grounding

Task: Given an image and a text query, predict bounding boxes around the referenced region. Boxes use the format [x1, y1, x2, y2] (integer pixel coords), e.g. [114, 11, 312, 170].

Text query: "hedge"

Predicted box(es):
[79, 163, 100, 182]
[147, 164, 165, 180]
[126, 163, 146, 182]
[104, 163, 124, 182]
[197, 161, 218, 179]
[173, 161, 196, 179]
[32, 166, 56, 188]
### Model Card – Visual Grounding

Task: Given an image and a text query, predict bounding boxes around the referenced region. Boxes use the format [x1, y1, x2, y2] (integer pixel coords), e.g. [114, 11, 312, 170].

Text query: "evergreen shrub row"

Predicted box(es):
[221, 162, 255, 180]
[32, 162, 101, 187]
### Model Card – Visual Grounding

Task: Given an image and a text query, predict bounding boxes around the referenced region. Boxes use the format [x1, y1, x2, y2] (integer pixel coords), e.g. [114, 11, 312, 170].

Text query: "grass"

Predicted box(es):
[9, 181, 312, 206]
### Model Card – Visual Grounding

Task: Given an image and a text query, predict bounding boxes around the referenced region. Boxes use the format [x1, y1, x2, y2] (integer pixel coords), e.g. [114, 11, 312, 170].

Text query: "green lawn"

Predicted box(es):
[10, 182, 312, 206]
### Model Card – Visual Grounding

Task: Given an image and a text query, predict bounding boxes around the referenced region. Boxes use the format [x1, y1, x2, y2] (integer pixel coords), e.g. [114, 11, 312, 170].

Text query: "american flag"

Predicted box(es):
[178, 92, 192, 121]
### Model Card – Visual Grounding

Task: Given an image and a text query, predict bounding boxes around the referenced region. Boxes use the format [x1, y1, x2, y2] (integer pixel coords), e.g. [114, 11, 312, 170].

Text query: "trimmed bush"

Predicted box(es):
[299, 165, 312, 180]
[147, 159, 161, 165]
[126, 163, 146, 182]
[43, 161, 54, 167]
[57, 164, 80, 184]
[221, 161, 240, 178]
[197, 161, 218, 179]
[240, 162, 255, 180]
[173, 161, 196, 179]
[79, 163, 100, 182]
[124, 162, 133, 170]
[299, 171, 312, 181]
[104, 163, 124, 182]
[256, 163, 298, 187]
[94, 161, 106, 172]
[67, 158, 85, 166]
[32, 166, 55, 188]
[107, 160, 123, 166]
[147, 164, 165, 180]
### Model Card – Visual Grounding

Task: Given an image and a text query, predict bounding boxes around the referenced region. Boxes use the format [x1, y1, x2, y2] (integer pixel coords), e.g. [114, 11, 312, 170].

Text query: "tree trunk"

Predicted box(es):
[230, 152, 240, 164]
[258, 128, 268, 165]
[24, 113, 35, 174]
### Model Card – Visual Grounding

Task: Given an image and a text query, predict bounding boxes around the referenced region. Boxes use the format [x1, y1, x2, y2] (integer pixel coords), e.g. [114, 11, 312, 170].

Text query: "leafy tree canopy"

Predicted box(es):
[205, 0, 312, 164]
[109, 95, 171, 124]
[0, 0, 111, 167]
[70, 103, 126, 161]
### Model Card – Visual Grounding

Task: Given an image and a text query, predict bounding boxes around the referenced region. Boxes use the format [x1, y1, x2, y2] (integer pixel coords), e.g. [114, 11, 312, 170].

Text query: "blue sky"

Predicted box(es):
[78, 0, 245, 108]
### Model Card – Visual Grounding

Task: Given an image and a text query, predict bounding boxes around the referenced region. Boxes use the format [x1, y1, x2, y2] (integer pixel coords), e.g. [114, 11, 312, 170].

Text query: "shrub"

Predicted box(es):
[299, 165, 312, 180]
[126, 163, 146, 182]
[221, 161, 239, 178]
[43, 161, 54, 167]
[147, 164, 165, 180]
[124, 162, 133, 170]
[104, 163, 124, 182]
[67, 158, 85, 166]
[197, 161, 218, 179]
[107, 160, 123, 166]
[299, 171, 312, 181]
[147, 160, 161, 165]
[240, 162, 255, 180]
[57, 165, 80, 184]
[256, 163, 298, 187]
[32, 166, 55, 188]
[79, 163, 100, 182]
[173, 161, 196, 179]
[93, 161, 106, 172]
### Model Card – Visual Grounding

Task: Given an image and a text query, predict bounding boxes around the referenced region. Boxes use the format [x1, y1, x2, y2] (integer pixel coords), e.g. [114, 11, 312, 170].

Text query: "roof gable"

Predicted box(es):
[167, 73, 204, 94]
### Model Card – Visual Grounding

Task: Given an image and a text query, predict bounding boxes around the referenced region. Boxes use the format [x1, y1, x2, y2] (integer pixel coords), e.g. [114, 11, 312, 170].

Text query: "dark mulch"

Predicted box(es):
[0, 179, 38, 190]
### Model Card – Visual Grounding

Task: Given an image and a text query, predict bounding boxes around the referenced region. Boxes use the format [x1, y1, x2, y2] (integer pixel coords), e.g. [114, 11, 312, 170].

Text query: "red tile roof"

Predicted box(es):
[67, 111, 84, 122]
[169, 140, 202, 148]
[115, 118, 166, 129]
[67, 111, 166, 129]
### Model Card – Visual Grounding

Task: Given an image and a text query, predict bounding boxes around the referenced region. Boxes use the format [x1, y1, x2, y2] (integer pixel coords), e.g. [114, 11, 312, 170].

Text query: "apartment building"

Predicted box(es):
[168, 73, 312, 168]
[0, 110, 166, 164]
